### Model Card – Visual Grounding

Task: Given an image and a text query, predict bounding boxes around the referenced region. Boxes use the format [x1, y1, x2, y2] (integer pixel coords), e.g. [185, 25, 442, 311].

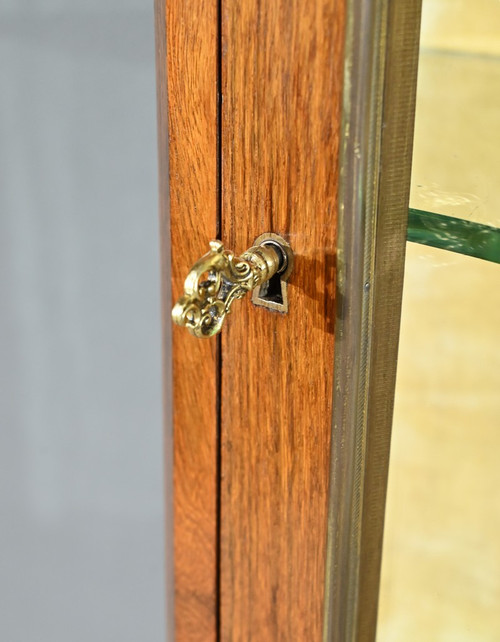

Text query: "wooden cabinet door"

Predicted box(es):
[155, 0, 421, 639]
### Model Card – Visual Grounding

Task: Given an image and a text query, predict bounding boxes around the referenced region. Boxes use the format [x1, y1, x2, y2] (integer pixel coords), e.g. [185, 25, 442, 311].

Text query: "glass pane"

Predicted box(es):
[378, 245, 500, 640]
[378, 1, 500, 638]
[410, 0, 500, 227]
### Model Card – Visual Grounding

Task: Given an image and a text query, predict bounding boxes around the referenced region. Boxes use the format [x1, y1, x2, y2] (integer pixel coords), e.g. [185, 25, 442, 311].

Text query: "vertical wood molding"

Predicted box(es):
[220, 1, 345, 639]
[162, 0, 219, 639]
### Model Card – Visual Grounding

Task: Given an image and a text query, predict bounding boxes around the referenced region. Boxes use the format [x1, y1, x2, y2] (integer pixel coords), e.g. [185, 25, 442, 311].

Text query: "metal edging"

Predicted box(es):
[323, 0, 422, 640]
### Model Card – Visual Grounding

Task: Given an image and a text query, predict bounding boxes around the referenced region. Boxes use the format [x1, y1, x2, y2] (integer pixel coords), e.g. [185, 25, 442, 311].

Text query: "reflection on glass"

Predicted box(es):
[410, 0, 500, 227]
[377, 245, 500, 640]
[378, 0, 500, 639]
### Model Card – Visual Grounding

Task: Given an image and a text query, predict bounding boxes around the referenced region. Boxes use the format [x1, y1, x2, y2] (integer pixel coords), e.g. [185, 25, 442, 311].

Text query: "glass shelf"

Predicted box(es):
[407, 208, 500, 264]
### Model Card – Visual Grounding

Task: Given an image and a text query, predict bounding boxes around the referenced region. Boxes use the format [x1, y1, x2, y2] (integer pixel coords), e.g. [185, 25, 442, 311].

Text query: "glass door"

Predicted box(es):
[378, 1, 500, 639]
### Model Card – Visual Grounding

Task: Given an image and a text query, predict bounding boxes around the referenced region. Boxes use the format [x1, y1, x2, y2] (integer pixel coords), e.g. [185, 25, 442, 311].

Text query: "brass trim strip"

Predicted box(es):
[323, 1, 422, 640]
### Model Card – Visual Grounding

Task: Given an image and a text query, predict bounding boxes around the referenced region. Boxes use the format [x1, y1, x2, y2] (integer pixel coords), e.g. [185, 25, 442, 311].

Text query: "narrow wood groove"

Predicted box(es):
[216, 0, 223, 244]
[216, 0, 223, 638]
[215, 335, 222, 642]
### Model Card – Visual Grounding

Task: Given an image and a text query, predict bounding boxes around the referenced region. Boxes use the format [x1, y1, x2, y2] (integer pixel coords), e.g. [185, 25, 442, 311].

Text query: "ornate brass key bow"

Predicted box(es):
[172, 236, 292, 338]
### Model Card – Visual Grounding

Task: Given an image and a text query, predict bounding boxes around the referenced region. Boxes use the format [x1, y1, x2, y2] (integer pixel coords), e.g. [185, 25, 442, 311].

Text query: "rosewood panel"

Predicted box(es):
[220, 1, 345, 638]
[162, 1, 219, 639]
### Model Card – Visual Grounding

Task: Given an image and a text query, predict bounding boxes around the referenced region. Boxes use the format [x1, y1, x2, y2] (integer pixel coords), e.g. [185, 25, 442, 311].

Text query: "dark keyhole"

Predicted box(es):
[256, 271, 284, 306]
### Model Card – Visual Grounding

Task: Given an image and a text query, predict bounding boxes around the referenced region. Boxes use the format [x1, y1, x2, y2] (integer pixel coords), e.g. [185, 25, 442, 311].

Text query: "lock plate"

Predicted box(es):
[251, 233, 293, 313]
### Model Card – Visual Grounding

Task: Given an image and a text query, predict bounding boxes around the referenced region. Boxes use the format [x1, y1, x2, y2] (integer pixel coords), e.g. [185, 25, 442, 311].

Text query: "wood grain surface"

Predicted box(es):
[219, 0, 345, 639]
[164, 1, 219, 639]
[161, 0, 346, 637]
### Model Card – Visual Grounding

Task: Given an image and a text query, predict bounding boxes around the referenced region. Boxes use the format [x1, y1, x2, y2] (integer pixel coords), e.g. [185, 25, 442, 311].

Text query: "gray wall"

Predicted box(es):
[0, 1, 166, 640]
